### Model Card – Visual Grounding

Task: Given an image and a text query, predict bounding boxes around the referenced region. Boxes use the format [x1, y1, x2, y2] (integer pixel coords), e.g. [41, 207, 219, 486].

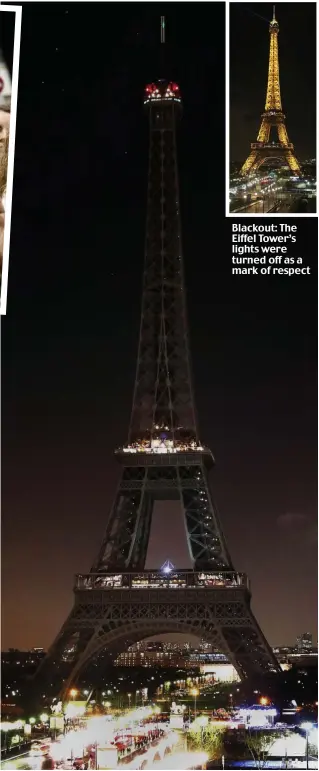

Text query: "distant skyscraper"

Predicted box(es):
[296, 633, 313, 651]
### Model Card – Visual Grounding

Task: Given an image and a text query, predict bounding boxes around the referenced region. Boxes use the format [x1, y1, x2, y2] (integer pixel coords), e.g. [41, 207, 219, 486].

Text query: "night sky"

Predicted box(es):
[230, 2, 316, 162]
[2, 4, 317, 653]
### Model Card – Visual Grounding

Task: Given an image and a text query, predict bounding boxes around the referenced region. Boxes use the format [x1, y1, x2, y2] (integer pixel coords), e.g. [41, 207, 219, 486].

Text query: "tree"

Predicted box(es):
[244, 729, 280, 769]
[187, 722, 224, 760]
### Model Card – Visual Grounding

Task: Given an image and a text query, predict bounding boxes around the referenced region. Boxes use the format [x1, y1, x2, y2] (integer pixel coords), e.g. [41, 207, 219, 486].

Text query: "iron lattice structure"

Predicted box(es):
[241, 8, 301, 176]
[35, 79, 280, 699]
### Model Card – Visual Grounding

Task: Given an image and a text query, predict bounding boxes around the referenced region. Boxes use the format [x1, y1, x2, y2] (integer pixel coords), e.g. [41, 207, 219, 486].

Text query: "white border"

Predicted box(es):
[226, 0, 318, 218]
[0, 4, 22, 315]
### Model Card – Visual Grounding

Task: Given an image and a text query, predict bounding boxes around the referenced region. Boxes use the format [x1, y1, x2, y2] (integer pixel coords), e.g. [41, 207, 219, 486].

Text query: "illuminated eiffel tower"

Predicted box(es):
[241, 6, 301, 176]
[34, 18, 280, 702]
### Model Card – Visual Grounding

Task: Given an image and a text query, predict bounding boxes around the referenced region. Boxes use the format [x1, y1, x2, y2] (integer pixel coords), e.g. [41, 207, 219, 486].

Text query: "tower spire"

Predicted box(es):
[160, 15, 165, 44]
[265, 7, 281, 111]
[273, 5, 276, 21]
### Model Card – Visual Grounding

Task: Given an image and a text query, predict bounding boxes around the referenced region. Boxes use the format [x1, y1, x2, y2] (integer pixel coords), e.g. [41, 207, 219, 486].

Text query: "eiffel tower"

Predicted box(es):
[35, 24, 279, 701]
[240, 6, 301, 176]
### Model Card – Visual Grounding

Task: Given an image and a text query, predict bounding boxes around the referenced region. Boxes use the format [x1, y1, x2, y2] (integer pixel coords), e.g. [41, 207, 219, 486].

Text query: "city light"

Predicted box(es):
[268, 733, 307, 759]
[1, 720, 25, 731]
[64, 702, 86, 719]
[120, 438, 205, 455]
[301, 722, 314, 731]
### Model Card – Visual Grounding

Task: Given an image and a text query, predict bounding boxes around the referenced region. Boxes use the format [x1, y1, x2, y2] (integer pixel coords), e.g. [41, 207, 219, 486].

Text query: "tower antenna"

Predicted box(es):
[160, 15, 165, 44]
[273, 5, 275, 20]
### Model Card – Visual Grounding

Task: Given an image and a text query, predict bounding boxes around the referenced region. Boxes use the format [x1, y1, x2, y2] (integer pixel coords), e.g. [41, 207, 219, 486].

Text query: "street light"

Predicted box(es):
[27, 717, 36, 742]
[301, 722, 313, 770]
[191, 688, 199, 721]
[127, 693, 132, 709]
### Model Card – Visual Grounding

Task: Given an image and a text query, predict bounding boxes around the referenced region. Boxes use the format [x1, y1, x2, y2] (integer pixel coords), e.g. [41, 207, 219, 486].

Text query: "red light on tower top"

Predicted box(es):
[144, 81, 181, 104]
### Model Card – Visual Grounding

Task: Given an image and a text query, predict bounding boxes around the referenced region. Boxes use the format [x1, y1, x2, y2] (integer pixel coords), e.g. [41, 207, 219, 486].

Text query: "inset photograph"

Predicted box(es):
[228, 3, 316, 215]
[0, 5, 22, 314]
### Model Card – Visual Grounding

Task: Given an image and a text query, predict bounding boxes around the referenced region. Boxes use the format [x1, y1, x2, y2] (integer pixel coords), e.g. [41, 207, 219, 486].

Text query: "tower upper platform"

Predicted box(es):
[144, 80, 182, 107]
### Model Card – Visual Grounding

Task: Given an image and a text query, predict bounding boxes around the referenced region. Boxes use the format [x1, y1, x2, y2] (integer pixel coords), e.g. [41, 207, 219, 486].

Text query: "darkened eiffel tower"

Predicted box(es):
[35, 18, 279, 699]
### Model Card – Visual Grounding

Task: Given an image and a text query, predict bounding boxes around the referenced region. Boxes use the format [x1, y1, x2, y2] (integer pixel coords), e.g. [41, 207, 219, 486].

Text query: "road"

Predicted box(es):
[231, 193, 316, 215]
[1, 749, 39, 769]
[0, 726, 186, 770]
[231, 197, 282, 214]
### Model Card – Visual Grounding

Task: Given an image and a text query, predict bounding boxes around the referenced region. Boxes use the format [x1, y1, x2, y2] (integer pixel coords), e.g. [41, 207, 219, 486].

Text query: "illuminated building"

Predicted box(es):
[241, 7, 301, 176]
[234, 705, 277, 727]
[2, 648, 45, 667]
[296, 632, 313, 651]
[272, 643, 317, 671]
[115, 650, 187, 668]
[199, 663, 240, 683]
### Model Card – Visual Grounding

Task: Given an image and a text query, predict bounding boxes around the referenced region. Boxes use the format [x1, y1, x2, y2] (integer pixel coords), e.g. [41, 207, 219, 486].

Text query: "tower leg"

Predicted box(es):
[93, 461, 233, 573]
[277, 121, 289, 145]
[179, 464, 232, 568]
[91, 481, 153, 572]
[284, 151, 301, 174]
[240, 151, 259, 176]
[257, 119, 271, 143]
[30, 608, 101, 701]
